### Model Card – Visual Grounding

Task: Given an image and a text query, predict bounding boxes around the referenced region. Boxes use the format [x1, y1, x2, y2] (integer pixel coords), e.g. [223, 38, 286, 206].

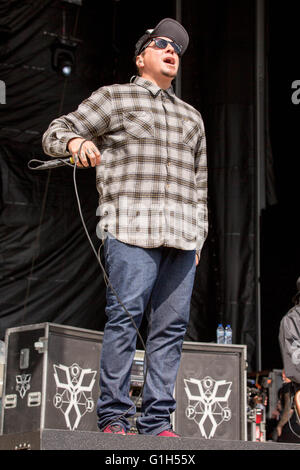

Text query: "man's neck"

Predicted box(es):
[141, 73, 172, 90]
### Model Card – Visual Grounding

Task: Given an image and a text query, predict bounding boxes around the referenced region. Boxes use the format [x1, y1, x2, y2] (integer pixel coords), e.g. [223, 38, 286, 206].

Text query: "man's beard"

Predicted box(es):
[161, 69, 177, 79]
[160, 62, 178, 79]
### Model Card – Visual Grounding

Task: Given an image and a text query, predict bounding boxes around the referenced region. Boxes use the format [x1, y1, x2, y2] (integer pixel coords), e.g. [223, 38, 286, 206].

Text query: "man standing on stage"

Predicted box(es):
[42, 18, 208, 437]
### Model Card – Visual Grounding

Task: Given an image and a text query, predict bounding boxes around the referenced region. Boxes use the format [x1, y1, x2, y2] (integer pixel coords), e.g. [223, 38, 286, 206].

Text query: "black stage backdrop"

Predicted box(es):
[1, 0, 293, 372]
[181, 1, 259, 368]
[261, 2, 300, 370]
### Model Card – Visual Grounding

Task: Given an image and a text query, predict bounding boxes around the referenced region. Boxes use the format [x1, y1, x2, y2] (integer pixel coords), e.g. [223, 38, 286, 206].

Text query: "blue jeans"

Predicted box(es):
[96, 236, 196, 435]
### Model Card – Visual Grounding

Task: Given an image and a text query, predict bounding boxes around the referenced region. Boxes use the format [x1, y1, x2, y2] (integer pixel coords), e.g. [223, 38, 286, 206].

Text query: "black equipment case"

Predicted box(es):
[173, 342, 247, 441]
[0, 323, 103, 435]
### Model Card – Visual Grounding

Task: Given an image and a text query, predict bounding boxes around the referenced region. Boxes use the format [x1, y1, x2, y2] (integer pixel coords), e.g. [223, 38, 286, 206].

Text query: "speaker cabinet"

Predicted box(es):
[173, 342, 247, 441]
[1, 323, 103, 435]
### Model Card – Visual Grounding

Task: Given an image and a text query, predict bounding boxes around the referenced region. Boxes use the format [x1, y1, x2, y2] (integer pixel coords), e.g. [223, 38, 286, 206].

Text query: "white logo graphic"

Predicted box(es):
[16, 373, 31, 399]
[53, 363, 97, 430]
[184, 376, 232, 439]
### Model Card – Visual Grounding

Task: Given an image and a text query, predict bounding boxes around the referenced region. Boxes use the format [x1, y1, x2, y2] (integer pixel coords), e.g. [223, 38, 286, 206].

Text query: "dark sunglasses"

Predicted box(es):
[140, 37, 182, 56]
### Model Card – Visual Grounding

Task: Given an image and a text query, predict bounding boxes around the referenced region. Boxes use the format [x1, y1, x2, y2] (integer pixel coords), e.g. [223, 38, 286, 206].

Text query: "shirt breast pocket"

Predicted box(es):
[123, 111, 154, 139]
[182, 118, 199, 150]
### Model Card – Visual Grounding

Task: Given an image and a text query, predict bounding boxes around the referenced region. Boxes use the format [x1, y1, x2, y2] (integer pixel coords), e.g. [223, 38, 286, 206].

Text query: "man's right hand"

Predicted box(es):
[67, 137, 101, 168]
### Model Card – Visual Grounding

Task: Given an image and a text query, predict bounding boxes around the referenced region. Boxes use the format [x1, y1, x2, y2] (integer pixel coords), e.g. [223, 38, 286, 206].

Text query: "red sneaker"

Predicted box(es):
[102, 423, 126, 435]
[157, 429, 180, 437]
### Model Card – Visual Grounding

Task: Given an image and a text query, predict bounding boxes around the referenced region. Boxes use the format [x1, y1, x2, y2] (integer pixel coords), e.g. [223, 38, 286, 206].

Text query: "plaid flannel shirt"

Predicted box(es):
[42, 76, 208, 258]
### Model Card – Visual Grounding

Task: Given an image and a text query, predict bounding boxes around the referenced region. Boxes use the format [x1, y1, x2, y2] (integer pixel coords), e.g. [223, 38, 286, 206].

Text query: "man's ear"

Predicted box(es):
[136, 55, 144, 67]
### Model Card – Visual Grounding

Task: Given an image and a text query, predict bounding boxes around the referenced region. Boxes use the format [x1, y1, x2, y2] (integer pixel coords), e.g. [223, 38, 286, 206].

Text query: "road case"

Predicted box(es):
[173, 342, 248, 441]
[1, 323, 103, 435]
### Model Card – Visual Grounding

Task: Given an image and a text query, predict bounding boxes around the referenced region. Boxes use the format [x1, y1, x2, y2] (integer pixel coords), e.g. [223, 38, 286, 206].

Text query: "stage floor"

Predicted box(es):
[0, 428, 299, 451]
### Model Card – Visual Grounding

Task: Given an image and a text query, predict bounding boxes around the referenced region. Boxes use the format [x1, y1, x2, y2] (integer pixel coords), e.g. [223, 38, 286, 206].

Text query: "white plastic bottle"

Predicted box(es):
[224, 325, 233, 344]
[216, 324, 225, 344]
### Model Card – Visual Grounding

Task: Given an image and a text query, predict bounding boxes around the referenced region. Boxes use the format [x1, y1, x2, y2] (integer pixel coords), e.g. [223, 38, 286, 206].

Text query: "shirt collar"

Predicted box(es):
[131, 76, 176, 101]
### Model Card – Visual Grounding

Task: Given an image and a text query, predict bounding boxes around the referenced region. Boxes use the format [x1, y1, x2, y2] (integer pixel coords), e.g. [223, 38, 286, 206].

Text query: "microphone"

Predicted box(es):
[28, 156, 76, 171]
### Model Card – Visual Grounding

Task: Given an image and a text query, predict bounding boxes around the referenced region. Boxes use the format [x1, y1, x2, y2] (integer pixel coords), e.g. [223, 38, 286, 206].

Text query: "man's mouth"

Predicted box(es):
[163, 56, 176, 65]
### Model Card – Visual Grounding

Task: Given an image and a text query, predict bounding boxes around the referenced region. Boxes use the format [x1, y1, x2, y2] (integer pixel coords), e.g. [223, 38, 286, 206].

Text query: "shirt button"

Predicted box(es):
[167, 161, 171, 167]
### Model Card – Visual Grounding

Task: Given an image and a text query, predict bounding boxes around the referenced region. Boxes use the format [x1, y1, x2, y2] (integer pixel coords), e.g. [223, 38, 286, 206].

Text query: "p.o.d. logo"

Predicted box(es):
[184, 376, 232, 439]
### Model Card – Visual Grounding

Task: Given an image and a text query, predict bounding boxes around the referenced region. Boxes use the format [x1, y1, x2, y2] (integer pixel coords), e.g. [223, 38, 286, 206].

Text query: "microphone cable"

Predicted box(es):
[70, 142, 149, 432]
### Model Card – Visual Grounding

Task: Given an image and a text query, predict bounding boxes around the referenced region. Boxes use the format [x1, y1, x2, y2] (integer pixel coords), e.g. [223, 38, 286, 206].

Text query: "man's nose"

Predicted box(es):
[165, 42, 175, 54]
